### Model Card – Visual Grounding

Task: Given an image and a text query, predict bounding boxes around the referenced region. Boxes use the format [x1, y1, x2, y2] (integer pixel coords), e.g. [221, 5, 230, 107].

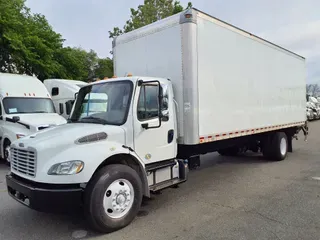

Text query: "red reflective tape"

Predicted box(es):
[235, 131, 239, 134]
[229, 133, 233, 135]
[222, 133, 227, 136]
[215, 134, 220, 137]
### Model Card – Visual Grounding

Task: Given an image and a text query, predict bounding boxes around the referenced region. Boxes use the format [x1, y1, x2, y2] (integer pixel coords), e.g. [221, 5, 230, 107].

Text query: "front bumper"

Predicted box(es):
[6, 173, 84, 213]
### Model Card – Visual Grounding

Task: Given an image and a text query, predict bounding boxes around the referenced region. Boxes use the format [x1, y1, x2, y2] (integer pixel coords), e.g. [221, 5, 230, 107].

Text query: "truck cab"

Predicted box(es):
[6, 76, 186, 232]
[0, 73, 67, 164]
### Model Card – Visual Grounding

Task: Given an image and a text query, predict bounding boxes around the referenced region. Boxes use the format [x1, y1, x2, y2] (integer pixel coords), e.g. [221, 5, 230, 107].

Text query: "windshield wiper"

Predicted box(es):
[79, 116, 108, 125]
[32, 111, 48, 113]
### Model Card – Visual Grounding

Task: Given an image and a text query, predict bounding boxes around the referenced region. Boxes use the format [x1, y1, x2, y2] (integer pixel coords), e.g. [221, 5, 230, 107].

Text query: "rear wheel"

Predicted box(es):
[263, 132, 288, 161]
[84, 164, 143, 233]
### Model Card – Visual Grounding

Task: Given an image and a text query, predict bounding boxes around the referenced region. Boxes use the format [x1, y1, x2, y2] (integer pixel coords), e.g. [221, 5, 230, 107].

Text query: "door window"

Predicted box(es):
[137, 85, 160, 121]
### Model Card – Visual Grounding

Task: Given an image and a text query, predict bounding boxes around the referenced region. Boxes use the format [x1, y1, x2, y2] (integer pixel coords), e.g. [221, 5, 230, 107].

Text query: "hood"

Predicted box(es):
[12, 113, 67, 131]
[13, 123, 126, 153]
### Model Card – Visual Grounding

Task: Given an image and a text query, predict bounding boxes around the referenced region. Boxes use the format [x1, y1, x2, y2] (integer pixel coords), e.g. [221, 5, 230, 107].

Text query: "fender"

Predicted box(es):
[92, 144, 149, 197]
[125, 146, 150, 197]
[1, 133, 15, 157]
[0, 123, 31, 157]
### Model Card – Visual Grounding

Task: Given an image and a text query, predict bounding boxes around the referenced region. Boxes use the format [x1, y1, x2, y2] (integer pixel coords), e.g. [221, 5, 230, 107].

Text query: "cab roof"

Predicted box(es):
[88, 76, 169, 86]
[0, 73, 50, 98]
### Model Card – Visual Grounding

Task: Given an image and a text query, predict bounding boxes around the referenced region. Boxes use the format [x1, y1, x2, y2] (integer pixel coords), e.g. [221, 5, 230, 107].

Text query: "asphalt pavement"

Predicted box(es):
[0, 122, 319, 240]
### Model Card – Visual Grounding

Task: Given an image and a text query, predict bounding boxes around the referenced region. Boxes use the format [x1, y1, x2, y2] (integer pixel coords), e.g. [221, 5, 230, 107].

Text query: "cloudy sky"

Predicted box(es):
[25, 0, 319, 83]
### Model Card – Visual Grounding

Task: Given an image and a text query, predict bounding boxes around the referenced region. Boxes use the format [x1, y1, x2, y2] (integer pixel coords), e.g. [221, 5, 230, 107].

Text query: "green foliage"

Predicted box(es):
[0, 0, 113, 81]
[95, 58, 114, 79]
[109, 0, 193, 40]
[0, 0, 191, 81]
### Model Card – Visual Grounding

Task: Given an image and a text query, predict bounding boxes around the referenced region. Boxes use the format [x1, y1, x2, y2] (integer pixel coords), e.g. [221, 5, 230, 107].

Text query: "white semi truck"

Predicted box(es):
[0, 73, 67, 164]
[43, 79, 88, 119]
[6, 8, 308, 233]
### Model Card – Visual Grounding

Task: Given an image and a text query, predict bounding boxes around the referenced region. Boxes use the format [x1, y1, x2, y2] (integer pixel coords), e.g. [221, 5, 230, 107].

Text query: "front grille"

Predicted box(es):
[11, 147, 36, 177]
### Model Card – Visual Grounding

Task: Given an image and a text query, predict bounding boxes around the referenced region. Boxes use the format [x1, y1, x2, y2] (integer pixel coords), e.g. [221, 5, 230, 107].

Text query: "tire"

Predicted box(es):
[3, 139, 11, 165]
[264, 132, 288, 161]
[84, 164, 143, 233]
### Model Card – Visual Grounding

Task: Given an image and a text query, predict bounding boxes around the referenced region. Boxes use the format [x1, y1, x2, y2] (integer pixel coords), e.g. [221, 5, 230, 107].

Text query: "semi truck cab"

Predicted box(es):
[0, 73, 67, 164]
[6, 76, 187, 232]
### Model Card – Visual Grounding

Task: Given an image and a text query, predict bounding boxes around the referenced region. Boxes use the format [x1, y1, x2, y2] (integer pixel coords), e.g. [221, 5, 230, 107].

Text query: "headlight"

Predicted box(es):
[16, 134, 25, 139]
[48, 160, 84, 175]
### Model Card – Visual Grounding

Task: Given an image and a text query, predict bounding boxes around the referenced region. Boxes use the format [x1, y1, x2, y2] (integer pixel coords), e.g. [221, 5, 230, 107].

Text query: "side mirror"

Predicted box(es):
[12, 116, 20, 123]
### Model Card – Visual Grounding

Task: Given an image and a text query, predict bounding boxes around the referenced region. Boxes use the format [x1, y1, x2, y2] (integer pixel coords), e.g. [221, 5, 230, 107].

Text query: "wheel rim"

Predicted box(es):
[280, 137, 287, 156]
[103, 179, 134, 219]
[4, 145, 10, 163]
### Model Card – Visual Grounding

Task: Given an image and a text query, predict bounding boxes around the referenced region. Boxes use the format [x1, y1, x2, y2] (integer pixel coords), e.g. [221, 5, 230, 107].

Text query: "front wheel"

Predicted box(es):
[3, 139, 11, 165]
[84, 164, 143, 233]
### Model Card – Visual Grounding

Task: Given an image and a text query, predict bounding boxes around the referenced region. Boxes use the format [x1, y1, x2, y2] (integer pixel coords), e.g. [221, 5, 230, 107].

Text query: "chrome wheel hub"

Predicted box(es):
[280, 137, 287, 156]
[103, 179, 134, 219]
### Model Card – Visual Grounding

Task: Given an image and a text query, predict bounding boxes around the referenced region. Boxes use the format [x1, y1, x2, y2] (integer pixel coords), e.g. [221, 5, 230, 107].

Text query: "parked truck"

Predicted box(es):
[0, 73, 67, 164]
[43, 79, 88, 119]
[6, 8, 308, 233]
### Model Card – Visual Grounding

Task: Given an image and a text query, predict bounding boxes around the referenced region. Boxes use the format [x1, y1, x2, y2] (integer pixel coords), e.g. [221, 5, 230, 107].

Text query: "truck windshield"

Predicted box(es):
[70, 80, 133, 125]
[3, 97, 56, 114]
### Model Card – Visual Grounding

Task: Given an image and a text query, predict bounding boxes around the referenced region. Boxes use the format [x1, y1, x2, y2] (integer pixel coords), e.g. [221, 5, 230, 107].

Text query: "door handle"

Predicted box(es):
[167, 129, 174, 143]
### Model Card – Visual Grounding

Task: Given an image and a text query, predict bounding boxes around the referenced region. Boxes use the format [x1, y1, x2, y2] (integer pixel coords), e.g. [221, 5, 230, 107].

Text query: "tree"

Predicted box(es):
[0, 0, 29, 73]
[95, 58, 114, 79]
[53, 47, 88, 80]
[109, 0, 193, 40]
[0, 0, 65, 80]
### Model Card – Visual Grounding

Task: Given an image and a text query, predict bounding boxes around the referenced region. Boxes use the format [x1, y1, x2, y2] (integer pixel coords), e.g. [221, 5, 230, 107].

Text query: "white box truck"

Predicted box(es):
[43, 79, 88, 119]
[6, 8, 308, 233]
[0, 73, 67, 164]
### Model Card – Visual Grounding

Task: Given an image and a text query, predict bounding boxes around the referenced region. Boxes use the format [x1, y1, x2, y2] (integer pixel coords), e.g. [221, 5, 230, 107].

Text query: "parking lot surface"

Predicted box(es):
[0, 122, 319, 240]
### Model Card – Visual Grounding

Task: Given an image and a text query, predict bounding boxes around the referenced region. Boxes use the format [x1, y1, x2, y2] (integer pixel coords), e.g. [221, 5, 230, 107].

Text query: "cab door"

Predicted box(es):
[132, 80, 176, 164]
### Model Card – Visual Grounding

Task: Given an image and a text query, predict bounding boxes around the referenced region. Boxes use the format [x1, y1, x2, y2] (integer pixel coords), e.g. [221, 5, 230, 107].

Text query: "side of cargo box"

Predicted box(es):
[113, 8, 308, 168]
